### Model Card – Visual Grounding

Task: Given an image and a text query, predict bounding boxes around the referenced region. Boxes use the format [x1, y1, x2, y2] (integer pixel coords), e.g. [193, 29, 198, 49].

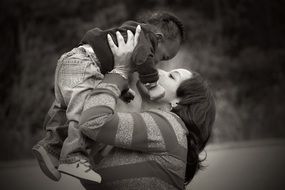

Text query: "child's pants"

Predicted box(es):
[38, 46, 103, 162]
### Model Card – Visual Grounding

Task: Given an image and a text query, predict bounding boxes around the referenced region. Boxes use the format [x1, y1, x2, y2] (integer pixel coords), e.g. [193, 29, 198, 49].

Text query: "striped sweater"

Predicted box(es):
[79, 73, 188, 190]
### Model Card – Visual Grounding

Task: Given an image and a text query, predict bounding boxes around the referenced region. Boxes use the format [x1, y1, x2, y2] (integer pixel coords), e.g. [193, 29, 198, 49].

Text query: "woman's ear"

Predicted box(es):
[155, 33, 164, 42]
[170, 98, 180, 108]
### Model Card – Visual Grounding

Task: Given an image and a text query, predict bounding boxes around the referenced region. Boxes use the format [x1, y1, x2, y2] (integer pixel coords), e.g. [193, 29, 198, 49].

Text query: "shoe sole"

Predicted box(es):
[32, 145, 61, 181]
[58, 164, 102, 183]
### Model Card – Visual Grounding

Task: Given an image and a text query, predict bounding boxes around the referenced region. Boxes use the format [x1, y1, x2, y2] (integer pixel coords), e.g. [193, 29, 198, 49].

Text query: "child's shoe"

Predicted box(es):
[32, 144, 61, 181]
[58, 158, 102, 183]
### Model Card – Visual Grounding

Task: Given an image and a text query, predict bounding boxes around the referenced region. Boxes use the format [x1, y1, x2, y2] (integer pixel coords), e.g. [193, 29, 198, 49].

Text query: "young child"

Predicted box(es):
[32, 11, 185, 182]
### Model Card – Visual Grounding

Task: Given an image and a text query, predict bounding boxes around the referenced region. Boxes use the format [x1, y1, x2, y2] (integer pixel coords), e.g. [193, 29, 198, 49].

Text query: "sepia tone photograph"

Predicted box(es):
[0, 0, 285, 190]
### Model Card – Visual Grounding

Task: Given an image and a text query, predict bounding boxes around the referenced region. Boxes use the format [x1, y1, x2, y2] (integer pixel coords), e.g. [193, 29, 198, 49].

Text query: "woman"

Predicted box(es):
[79, 26, 216, 189]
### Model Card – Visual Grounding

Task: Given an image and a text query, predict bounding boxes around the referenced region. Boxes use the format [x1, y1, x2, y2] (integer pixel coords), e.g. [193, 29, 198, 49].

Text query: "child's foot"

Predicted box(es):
[58, 158, 102, 183]
[148, 84, 165, 100]
[32, 144, 61, 181]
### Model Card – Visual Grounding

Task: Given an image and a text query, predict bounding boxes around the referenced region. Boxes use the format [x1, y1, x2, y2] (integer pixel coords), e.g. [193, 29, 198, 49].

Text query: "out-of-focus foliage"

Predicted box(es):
[0, 0, 284, 160]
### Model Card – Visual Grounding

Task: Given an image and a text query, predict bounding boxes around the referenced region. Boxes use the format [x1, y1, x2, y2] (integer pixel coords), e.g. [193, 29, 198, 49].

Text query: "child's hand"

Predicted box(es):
[120, 88, 136, 103]
[107, 25, 141, 79]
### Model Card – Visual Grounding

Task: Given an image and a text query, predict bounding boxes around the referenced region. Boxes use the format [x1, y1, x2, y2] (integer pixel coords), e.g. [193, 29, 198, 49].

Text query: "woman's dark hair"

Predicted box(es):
[171, 72, 216, 185]
[137, 10, 185, 42]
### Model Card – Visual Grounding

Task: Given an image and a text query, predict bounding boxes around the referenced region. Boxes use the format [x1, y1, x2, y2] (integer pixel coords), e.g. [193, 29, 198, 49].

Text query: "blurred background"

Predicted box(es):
[1, 1, 285, 189]
[0, 0, 284, 162]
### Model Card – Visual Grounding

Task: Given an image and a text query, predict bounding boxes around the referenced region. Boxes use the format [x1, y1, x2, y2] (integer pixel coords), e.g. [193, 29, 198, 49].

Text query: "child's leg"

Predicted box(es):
[37, 101, 67, 158]
[32, 48, 78, 181]
[32, 100, 67, 181]
[32, 49, 78, 181]
[56, 47, 103, 182]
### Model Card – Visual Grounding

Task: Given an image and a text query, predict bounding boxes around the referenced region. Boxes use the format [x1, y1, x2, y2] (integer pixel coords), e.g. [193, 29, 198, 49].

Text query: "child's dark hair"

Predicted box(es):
[171, 72, 216, 186]
[138, 10, 185, 42]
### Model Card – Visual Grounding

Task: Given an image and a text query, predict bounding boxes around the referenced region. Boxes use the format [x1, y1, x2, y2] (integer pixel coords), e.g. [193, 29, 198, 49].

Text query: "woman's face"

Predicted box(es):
[156, 69, 193, 103]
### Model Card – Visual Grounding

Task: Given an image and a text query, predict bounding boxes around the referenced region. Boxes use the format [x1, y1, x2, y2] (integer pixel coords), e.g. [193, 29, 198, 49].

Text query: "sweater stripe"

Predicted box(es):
[141, 113, 166, 151]
[83, 93, 116, 111]
[150, 113, 187, 161]
[150, 110, 188, 149]
[96, 114, 119, 145]
[97, 161, 184, 190]
[131, 113, 148, 151]
[80, 106, 113, 125]
[149, 112, 178, 150]
[115, 113, 134, 148]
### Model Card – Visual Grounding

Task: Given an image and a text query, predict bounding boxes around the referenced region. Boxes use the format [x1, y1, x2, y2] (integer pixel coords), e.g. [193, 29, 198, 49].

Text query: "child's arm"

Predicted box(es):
[131, 32, 165, 100]
[131, 32, 158, 84]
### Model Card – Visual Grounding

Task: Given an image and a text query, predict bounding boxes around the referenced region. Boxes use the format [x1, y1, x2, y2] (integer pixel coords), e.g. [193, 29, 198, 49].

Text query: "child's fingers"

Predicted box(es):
[126, 30, 134, 45]
[116, 31, 125, 47]
[107, 34, 117, 53]
[134, 25, 141, 47]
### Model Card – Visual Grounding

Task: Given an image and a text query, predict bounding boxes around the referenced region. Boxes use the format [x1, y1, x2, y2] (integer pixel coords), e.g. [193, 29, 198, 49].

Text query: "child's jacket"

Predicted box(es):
[80, 21, 159, 84]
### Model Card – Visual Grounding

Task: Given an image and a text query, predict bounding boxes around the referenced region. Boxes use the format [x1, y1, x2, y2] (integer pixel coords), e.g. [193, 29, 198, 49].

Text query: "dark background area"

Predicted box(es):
[0, 0, 284, 160]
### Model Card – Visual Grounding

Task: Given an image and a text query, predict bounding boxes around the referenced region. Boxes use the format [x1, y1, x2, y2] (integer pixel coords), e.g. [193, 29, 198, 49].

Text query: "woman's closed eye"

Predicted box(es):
[169, 73, 175, 80]
[169, 71, 182, 81]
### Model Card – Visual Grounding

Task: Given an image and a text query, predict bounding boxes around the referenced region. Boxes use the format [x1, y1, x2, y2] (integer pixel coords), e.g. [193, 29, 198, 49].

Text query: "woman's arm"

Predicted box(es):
[79, 73, 188, 157]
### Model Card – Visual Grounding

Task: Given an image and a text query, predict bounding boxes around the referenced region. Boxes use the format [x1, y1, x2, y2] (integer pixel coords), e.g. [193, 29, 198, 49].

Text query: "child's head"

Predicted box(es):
[139, 10, 185, 62]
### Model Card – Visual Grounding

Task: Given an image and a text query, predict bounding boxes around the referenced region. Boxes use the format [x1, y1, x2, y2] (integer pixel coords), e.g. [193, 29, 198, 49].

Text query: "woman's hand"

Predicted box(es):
[107, 25, 141, 79]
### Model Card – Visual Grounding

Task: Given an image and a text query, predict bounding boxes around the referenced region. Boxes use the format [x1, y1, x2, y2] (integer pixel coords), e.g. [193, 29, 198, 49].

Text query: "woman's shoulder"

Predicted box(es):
[147, 109, 188, 135]
[147, 109, 188, 161]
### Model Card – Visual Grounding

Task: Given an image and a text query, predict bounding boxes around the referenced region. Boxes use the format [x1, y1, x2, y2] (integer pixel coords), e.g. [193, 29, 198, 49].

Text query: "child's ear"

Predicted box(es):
[155, 33, 164, 42]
